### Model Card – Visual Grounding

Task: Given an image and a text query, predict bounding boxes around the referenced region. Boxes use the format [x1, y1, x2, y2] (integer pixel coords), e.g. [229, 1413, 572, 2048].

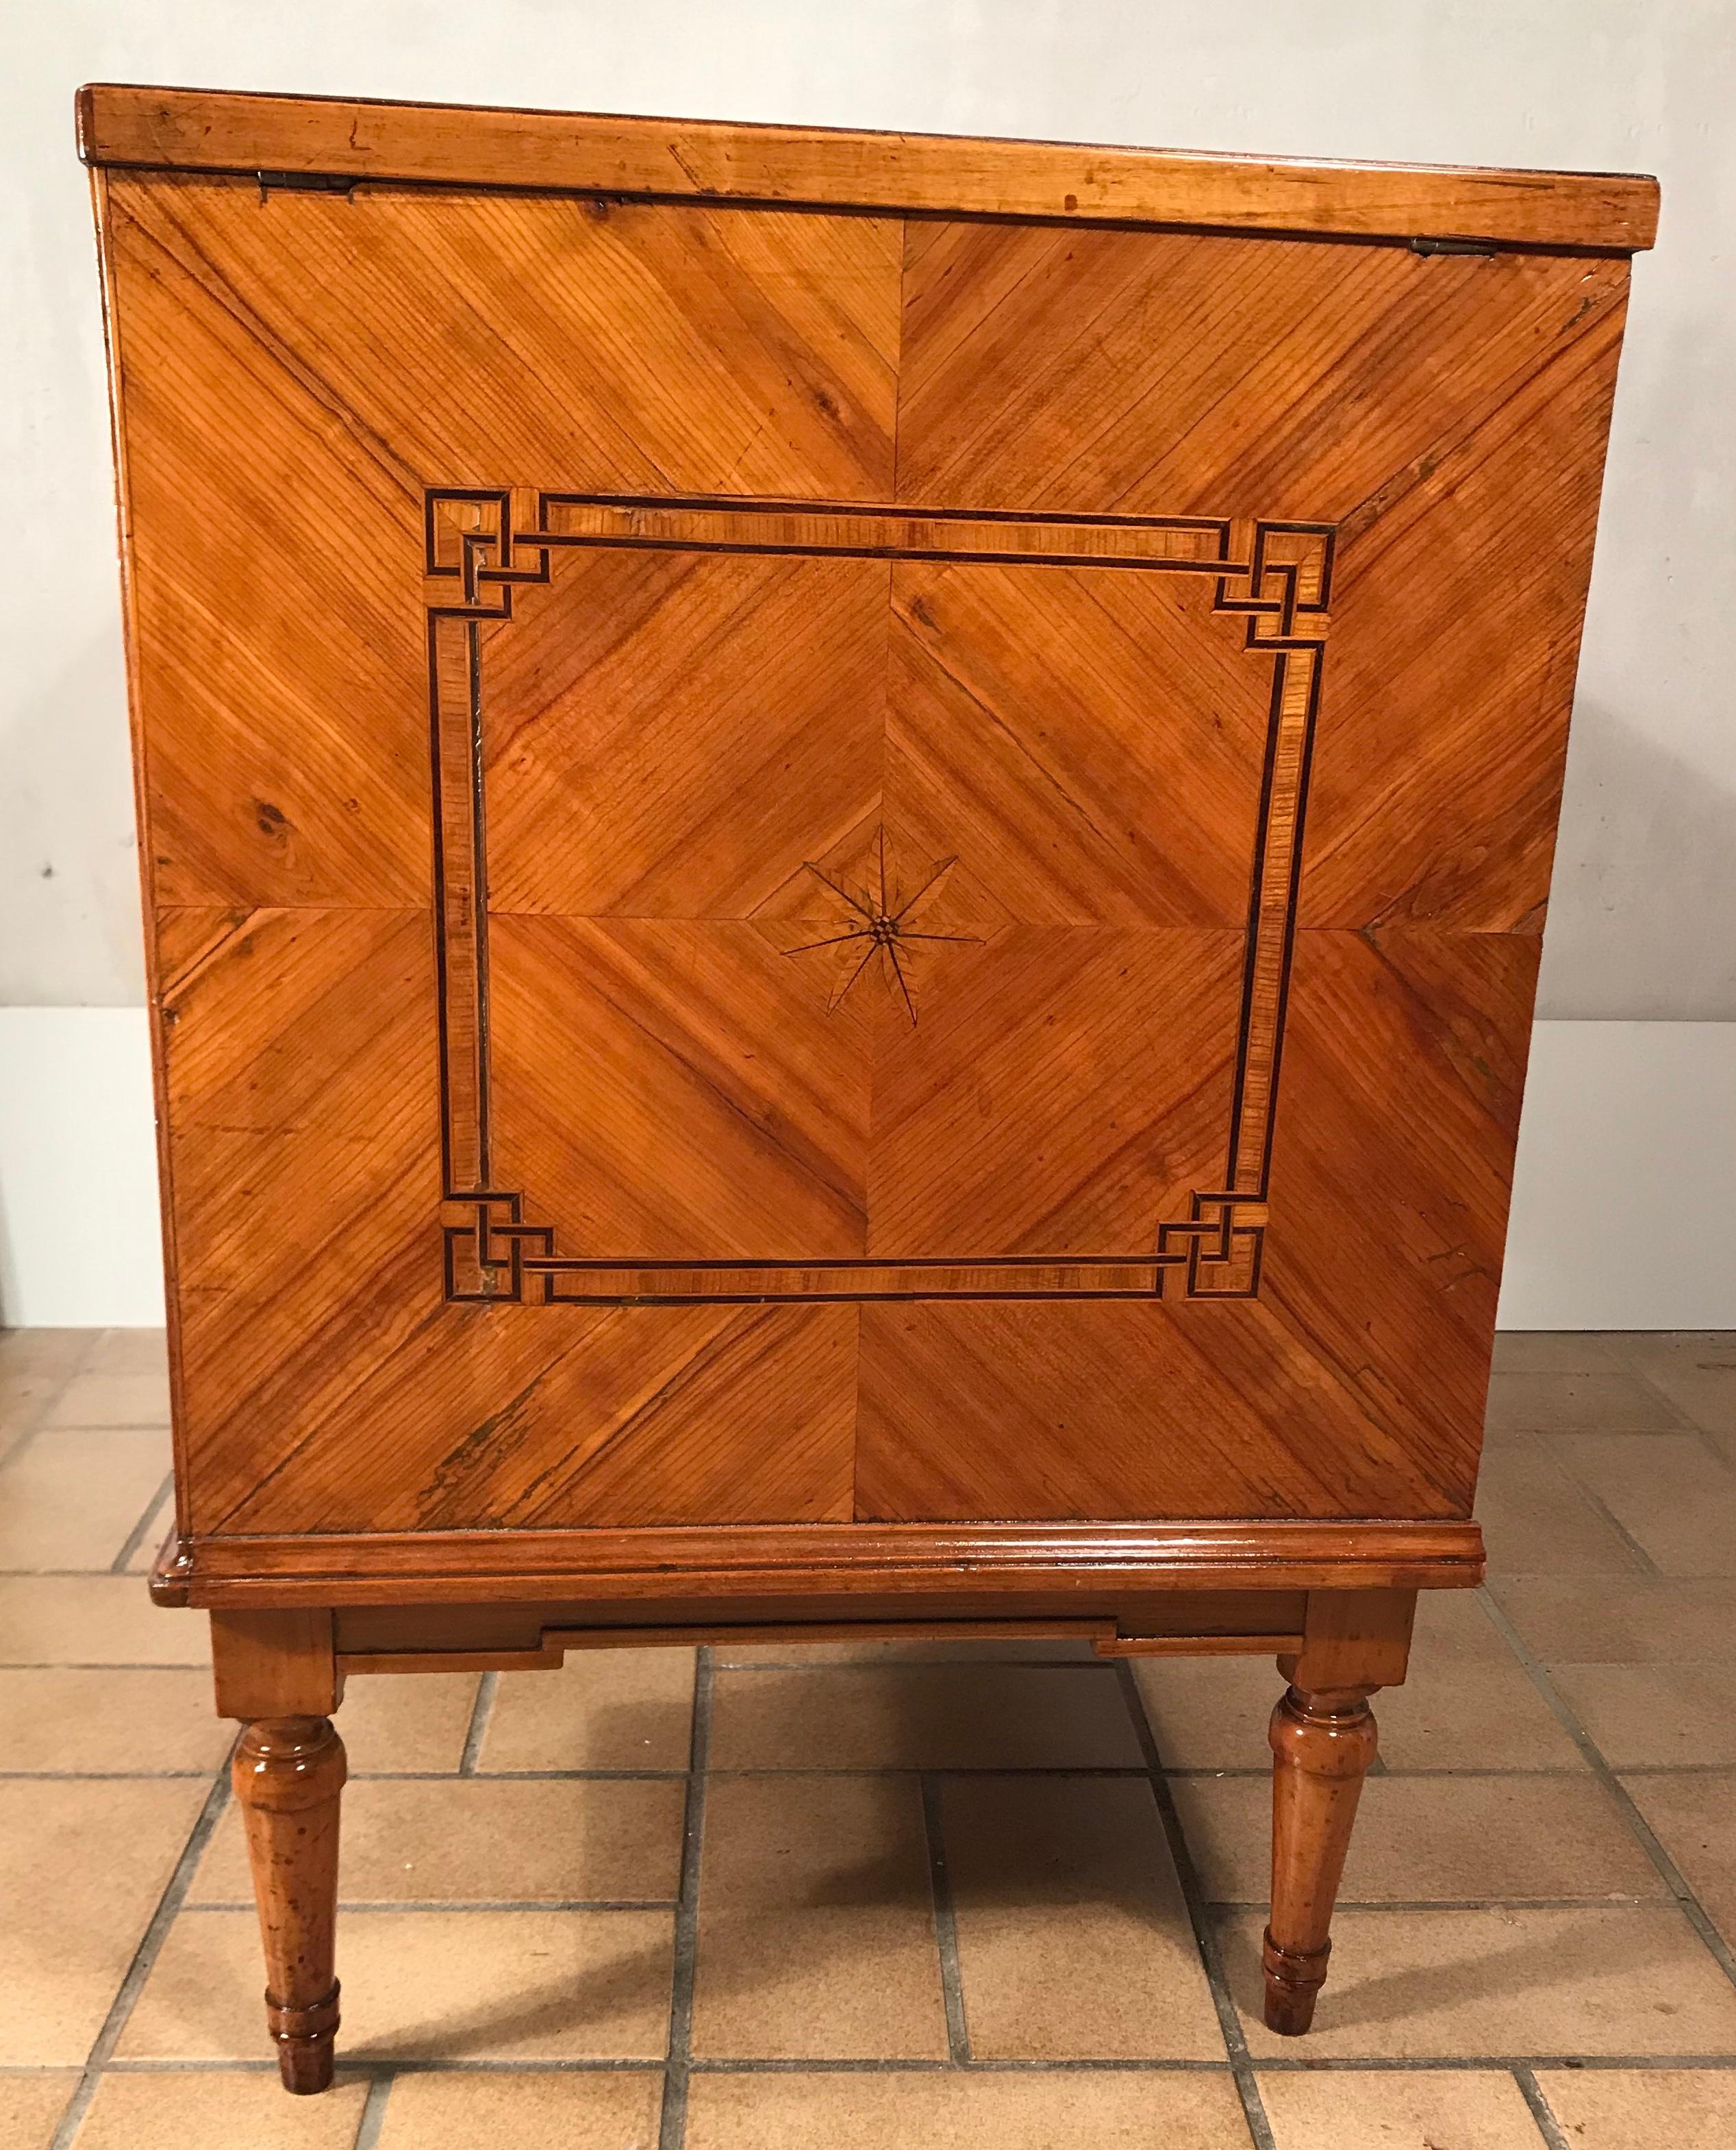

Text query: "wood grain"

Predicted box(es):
[93, 95, 1634, 1588]
[78, 84, 1659, 250]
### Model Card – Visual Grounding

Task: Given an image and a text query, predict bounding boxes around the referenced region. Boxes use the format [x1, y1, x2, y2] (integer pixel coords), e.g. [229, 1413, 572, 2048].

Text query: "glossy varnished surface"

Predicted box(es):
[78, 82, 1660, 249]
[87, 97, 1643, 1604]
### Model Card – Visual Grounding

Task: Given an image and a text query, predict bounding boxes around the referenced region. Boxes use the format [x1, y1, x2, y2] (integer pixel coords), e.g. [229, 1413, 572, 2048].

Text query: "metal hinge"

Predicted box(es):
[1410, 234, 1498, 257]
[256, 169, 360, 200]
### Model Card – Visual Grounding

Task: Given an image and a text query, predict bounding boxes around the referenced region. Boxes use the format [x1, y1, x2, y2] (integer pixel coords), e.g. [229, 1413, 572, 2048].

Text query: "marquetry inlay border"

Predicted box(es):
[423, 488, 1333, 1305]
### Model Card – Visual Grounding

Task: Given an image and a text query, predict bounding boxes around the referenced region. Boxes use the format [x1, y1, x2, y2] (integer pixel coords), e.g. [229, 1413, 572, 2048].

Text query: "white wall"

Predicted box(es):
[2, 3, 1732, 1324]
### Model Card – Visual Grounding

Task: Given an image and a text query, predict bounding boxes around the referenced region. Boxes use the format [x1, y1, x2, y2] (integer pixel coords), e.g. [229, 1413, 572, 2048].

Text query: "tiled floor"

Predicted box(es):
[2, 1328, 1735, 2148]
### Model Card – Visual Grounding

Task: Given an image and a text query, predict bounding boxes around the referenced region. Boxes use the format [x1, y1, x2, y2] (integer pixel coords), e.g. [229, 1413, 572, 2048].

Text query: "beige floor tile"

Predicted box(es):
[1415, 1590, 1524, 1664]
[41, 1371, 170, 1428]
[1622, 1773, 1736, 1940]
[1493, 1332, 1629, 1374]
[708, 1664, 1143, 1769]
[1618, 1330, 1736, 1366]
[0, 1328, 92, 1377]
[1555, 1434, 1736, 1576]
[1174, 1775, 1664, 1904]
[120, 1906, 673, 2061]
[685, 2069, 1246, 2149]
[1619, 1333, 1736, 1425]
[1644, 1363, 1736, 1439]
[1377, 1660, 1589, 1771]
[1535, 2065, 1736, 2149]
[1485, 1372, 1685, 1435]
[1473, 1436, 1650, 1577]
[0, 2073, 77, 2149]
[1552, 1663, 1736, 1767]
[944, 1775, 1224, 2060]
[0, 1576, 207, 1666]
[1131, 1656, 1277, 1771]
[0, 1667, 230, 1772]
[76, 2069, 370, 2148]
[482, 1649, 695, 1771]
[1222, 1904, 1736, 2058]
[85, 1328, 170, 1376]
[192, 1775, 685, 1904]
[692, 1772, 945, 2059]
[1259, 2068, 1544, 2150]
[376, 2069, 663, 2149]
[0, 1377, 66, 1436]
[339, 1670, 481, 1773]
[1488, 1577, 1736, 1663]
[1377, 1586, 1546, 1760]
[0, 1777, 208, 2062]
[0, 1332, 91, 1432]
[0, 1427, 170, 1569]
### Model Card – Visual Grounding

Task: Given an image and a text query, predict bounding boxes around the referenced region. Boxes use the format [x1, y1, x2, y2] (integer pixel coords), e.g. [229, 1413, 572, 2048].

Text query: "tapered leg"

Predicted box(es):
[1263, 1680, 1379, 2034]
[232, 1716, 347, 2092]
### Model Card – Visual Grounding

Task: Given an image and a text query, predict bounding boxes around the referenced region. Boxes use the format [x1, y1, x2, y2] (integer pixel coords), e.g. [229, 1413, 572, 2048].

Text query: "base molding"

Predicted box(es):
[155, 1517, 1484, 1609]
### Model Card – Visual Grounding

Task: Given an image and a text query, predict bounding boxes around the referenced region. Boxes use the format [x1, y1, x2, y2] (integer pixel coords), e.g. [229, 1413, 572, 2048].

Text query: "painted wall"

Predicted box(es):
[5, 0, 1733, 1015]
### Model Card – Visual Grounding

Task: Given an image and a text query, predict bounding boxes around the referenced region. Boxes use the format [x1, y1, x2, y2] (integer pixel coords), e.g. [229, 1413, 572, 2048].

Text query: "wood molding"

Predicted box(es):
[153, 1519, 1484, 1608]
[76, 84, 1658, 253]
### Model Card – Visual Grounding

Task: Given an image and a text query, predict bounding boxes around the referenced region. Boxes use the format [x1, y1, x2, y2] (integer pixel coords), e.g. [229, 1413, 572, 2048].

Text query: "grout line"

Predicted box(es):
[181, 1899, 681, 1915]
[1111, 1658, 1276, 2150]
[658, 1645, 714, 2150]
[0, 1770, 223, 1781]
[1250, 2051, 1736, 2073]
[689, 2055, 1231, 2074]
[47, 1753, 233, 2150]
[458, 1671, 499, 1775]
[14, 1759, 1731, 1784]
[1475, 1587, 1736, 1995]
[352, 2070, 394, 2149]
[1208, 1897, 1671, 1914]
[919, 1772, 971, 2062]
[52, 2052, 1736, 2078]
[110, 1474, 176, 1576]
[1513, 2064, 1576, 2150]
[0, 1662, 212, 1673]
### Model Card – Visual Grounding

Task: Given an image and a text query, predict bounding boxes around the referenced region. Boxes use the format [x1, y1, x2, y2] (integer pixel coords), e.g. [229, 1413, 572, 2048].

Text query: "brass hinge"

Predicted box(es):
[1410, 234, 1498, 257]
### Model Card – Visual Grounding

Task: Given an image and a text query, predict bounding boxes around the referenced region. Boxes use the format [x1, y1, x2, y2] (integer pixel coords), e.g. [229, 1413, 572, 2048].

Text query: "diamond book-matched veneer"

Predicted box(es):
[79, 80, 1656, 2090]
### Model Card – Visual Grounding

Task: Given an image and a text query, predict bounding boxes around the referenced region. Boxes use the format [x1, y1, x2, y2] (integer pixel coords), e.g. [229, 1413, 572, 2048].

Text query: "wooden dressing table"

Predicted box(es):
[79, 82, 1657, 2091]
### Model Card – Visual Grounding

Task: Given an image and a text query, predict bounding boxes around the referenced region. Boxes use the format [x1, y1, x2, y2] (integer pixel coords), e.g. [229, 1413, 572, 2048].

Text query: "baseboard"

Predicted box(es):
[0, 1009, 1729, 1332]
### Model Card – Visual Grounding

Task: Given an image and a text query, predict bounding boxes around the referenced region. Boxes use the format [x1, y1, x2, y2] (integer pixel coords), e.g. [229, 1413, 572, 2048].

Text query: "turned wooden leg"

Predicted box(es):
[1263, 1679, 1379, 2034]
[1259, 1586, 1414, 2036]
[232, 1716, 346, 2092]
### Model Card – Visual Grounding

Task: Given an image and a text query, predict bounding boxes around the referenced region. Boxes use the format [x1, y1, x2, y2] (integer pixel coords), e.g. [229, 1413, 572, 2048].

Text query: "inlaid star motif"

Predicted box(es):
[782, 827, 981, 1025]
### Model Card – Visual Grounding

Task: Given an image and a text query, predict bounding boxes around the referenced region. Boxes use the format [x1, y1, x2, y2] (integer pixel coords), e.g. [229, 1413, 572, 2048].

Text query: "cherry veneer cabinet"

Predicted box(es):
[81, 81, 1657, 2089]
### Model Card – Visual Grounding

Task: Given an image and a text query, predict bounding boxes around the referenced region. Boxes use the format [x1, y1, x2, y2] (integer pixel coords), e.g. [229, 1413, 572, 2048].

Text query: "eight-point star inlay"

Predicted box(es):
[783, 827, 981, 1025]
